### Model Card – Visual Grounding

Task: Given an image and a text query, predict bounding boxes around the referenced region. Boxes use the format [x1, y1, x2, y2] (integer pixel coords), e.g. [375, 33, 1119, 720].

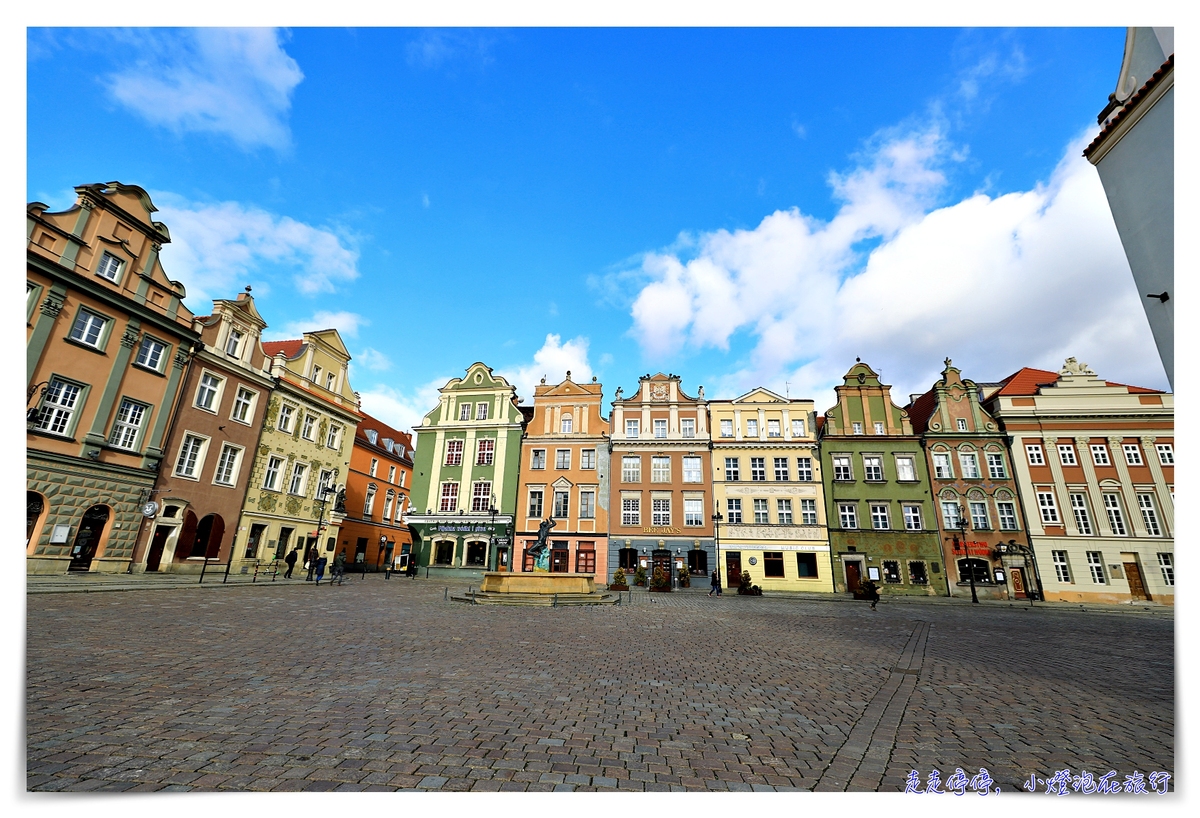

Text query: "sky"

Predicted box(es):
[26, 25, 1169, 434]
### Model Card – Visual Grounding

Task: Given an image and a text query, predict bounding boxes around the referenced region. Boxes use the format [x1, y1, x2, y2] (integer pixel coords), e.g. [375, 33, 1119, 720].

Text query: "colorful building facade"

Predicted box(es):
[408, 363, 525, 574]
[982, 359, 1174, 604]
[709, 389, 831, 592]
[819, 362, 948, 597]
[514, 372, 611, 577]
[27, 183, 200, 574]
[337, 412, 415, 573]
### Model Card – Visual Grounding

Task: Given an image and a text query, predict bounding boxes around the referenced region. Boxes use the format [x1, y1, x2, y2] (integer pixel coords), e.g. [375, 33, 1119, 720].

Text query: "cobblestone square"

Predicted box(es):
[26, 578, 1173, 793]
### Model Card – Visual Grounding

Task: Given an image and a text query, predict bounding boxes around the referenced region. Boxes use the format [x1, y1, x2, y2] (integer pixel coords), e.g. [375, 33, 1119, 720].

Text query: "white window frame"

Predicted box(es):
[750, 457, 766, 482]
[560, 415, 573, 434]
[682, 456, 702, 483]
[1123, 444, 1143, 465]
[527, 489, 544, 519]
[1103, 493, 1126, 536]
[34, 378, 84, 436]
[753, 498, 769, 524]
[797, 457, 813, 482]
[933, 452, 954, 479]
[895, 456, 915, 482]
[370, 458, 379, 476]
[263, 455, 285, 491]
[832, 455, 852, 481]
[134, 336, 167, 372]
[902, 504, 922, 531]
[364, 485, 377, 517]
[746, 419, 758, 437]
[1155, 444, 1174, 465]
[726, 498, 743, 524]
[478, 438, 496, 466]
[870, 504, 890, 530]
[873, 421, 885, 435]
[1086, 551, 1106, 584]
[719, 419, 733, 438]
[1037, 491, 1060, 524]
[579, 490, 596, 520]
[288, 462, 310, 496]
[681, 418, 696, 439]
[69, 307, 108, 349]
[969, 501, 989, 530]
[986, 452, 1007, 479]
[439, 482, 459, 513]
[326, 424, 341, 449]
[652, 497, 671, 526]
[231, 387, 257, 424]
[174, 433, 209, 480]
[459, 403, 471, 421]
[997, 501, 1018, 531]
[1026, 444, 1045, 465]
[684, 497, 703, 527]
[1138, 493, 1162, 536]
[1157, 553, 1174, 586]
[445, 439, 464, 466]
[801, 498, 818, 525]
[651, 456, 670, 483]
[838, 503, 857, 529]
[653, 419, 668, 439]
[791, 419, 806, 437]
[531, 449, 546, 470]
[852, 422, 863, 435]
[1057, 444, 1077, 465]
[300, 414, 316, 441]
[555, 448, 571, 470]
[724, 457, 740, 482]
[1090, 444, 1111, 466]
[195, 372, 223, 413]
[277, 403, 295, 433]
[959, 452, 980, 479]
[625, 419, 639, 438]
[95, 251, 124, 282]
[388, 465, 397, 483]
[383, 491, 394, 521]
[212, 443, 243, 486]
[475, 402, 489, 421]
[863, 455, 883, 482]
[225, 328, 244, 358]
[1052, 550, 1072, 583]
[1070, 493, 1093, 536]
[955, 418, 967, 432]
[776, 498, 793, 525]
[621, 496, 640, 526]
[774, 457, 789, 482]
[622, 456, 641, 483]
[472, 481, 492, 513]
[581, 449, 596, 469]
[107, 398, 147, 451]
[941, 501, 963, 529]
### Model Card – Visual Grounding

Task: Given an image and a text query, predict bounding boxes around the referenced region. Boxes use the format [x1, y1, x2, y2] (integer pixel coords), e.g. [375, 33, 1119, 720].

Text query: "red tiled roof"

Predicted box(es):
[355, 410, 414, 451]
[906, 389, 937, 434]
[262, 339, 304, 359]
[993, 367, 1164, 397]
[1084, 54, 1173, 158]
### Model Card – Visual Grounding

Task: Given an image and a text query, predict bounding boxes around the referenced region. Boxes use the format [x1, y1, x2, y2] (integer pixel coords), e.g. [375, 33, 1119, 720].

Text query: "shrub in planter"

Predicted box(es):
[737, 570, 762, 596]
[650, 565, 671, 591]
[677, 567, 690, 588]
[633, 566, 647, 586]
[610, 567, 629, 591]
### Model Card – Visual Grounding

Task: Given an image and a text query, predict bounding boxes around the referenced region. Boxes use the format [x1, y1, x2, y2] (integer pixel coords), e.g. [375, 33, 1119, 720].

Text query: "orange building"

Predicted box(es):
[514, 373, 611, 576]
[337, 412, 415, 573]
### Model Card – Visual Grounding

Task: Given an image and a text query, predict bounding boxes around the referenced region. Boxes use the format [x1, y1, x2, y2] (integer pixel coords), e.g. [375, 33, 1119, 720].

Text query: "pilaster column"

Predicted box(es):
[1140, 435, 1174, 534]
[27, 285, 67, 383]
[1109, 435, 1148, 537]
[82, 321, 142, 453]
[1011, 436, 1045, 537]
[1074, 436, 1112, 537]
[1042, 434, 1078, 535]
[144, 346, 189, 465]
[57, 198, 94, 269]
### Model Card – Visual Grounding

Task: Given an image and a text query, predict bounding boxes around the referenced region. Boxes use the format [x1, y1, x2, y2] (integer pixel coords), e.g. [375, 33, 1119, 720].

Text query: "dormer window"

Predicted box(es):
[365, 429, 378, 445]
[95, 252, 124, 282]
[383, 438, 394, 452]
[225, 329, 243, 357]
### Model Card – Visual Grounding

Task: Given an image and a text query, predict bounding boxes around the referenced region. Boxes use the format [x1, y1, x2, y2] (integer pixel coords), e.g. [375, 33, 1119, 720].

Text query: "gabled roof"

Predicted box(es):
[992, 367, 1164, 398]
[905, 389, 938, 434]
[355, 410, 414, 455]
[262, 339, 304, 359]
[1084, 53, 1173, 158]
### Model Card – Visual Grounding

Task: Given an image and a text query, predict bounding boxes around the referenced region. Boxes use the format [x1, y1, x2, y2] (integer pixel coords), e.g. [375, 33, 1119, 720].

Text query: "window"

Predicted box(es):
[398, 471, 406, 488]
[653, 419, 667, 439]
[863, 456, 883, 481]
[909, 561, 929, 585]
[580, 491, 595, 519]
[326, 373, 335, 390]
[871, 504, 890, 530]
[773, 458, 789, 482]
[531, 449, 546, 469]
[903, 504, 922, 531]
[681, 418, 695, 438]
[958, 558, 992, 584]
[622, 497, 640, 526]
[263, 456, 284, 490]
[796, 552, 818, 577]
[369, 458, 379, 477]
[439, 482, 459, 513]
[174, 434, 206, 478]
[277, 404, 294, 433]
[288, 463, 309, 495]
[801, 499, 818, 525]
[581, 449, 596, 469]
[317, 469, 334, 496]
[882, 560, 901, 583]
[1156, 444, 1174, 465]
[1052, 551, 1072, 583]
[986, 453, 1006, 479]
[134, 337, 166, 371]
[764, 552, 784, 577]
[576, 548, 596, 574]
[724, 457, 740, 481]
[326, 424, 341, 449]
[471, 481, 492, 513]
[894, 456, 915, 482]
[750, 457, 766, 481]
[682, 456, 702, 483]
[719, 419, 733, 438]
[767, 419, 780, 437]
[688, 549, 709, 574]
[997, 502, 1017, 531]
[1123, 444, 1143, 465]
[561, 415, 573, 433]
[1086, 552, 1106, 584]
[1138, 494, 1162, 536]
[107, 399, 146, 450]
[838, 503, 857, 529]
[792, 418, 806, 437]
[753, 498, 769, 524]
[797, 457, 813, 482]
[475, 403, 489, 420]
[528, 490, 544, 518]
[746, 419, 759, 437]
[959, 452, 980, 479]
[231, 388, 255, 423]
[1037, 491, 1059, 524]
[1069, 494, 1093, 535]
[1058, 444, 1077, 466]
[776, 499, 793, 525]
[445, 439, 463, 466]
[969, 501, 989, 530]
[874, 422, 885, 435]
[1091, 444, 1110, 466]
[301, 414, 316, 440]
[622, 456, 641, 482]
[652, 498, 671, 526]
[196, 373, 221, 412]
[1026, 444, 1045, 465]
[555, 448, 571, 469]
[852, 422, 863, 435]
[96, 251, 123, 282]
[933, 453, 954, 479]
[1158, 553, 1174, 586]
[619, 547, 639, 570]
[650, 456, 670, 482]
[942, 501, 963, 529]
[553, 490, 569, 518]
[69, 309, 107, 348]
[382, 492, 394, 521]
[477, 439, 495, 466]
[34, 378, 82, 436]
[955, 418, 967, 432]
[459, 403, 471, 421]
[726, 498, 743, 524]
[225, 329, 243, 357]
[833, 456, 852, 481]
[625, 419, 639, 438]
[684, 498, 703, 526]
[1103, 494, 1127, 535]
[311, 364, 322, 384]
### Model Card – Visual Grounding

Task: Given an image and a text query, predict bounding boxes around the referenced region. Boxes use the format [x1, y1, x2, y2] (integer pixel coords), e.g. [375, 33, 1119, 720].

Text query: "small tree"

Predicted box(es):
[634, 565, 647, 586]
[650, 565, 670, 590]
[612, 567, 627, 586]
[677, 565, 690, 588]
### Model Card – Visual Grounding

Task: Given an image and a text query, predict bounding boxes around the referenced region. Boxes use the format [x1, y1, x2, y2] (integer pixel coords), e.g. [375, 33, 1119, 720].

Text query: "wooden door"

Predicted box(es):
[1010, 568, 1027, 599]
[69, 505, 109, 571]
[725, 552, 742, 589]
[550, 547, 569, 573]
[1125, 561, 1150, 600]
[845, 560, 862, 593]
[146, 526, 170, 572]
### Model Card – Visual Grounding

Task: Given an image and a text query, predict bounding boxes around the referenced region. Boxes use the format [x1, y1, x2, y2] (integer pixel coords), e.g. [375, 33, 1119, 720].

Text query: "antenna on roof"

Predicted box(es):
[785, 381, 790, 399]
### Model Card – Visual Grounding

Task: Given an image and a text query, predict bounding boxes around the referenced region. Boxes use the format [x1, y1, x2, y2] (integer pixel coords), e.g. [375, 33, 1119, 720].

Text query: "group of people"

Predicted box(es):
[280, 545, 420, 583]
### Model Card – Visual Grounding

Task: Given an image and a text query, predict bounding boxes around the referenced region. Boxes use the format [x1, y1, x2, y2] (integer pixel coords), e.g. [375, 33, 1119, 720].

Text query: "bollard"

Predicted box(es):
[553, 593, 557, 608]
[444, 587, 448, 601]
[472, 588, 476, 604]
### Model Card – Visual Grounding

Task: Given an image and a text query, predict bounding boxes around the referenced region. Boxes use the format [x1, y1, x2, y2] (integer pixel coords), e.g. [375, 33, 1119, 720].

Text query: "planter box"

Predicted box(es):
[649, 586, 672, 592]
[609, 584, 629, 591]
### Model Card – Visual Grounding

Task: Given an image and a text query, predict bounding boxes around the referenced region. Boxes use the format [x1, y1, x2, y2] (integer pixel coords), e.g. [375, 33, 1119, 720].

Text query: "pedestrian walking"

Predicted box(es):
[407, 559, 418, 579]
[863, 579, 881, 610]
[283, 547, 298, 579]
[709, 568, 721, 597]
[314, 555, 328, 585]
[332, 550, 346, 585]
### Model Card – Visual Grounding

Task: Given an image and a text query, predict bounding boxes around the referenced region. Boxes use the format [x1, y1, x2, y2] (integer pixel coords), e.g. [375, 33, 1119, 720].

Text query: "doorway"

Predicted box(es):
[725, 551, 742, 589]
[27, 491, 45, 546]
[550, 541, 569, 573]
[146, 526, 171, 572]
[1009, 567, 1028, 599]
[496, 546, 509, 571]
[844, 560, 863, 593]
[1124, 559, 1150, 601]
[69, 505, 110, 571]
[244, 523, 267, 559]
[435, 540, 454, 565]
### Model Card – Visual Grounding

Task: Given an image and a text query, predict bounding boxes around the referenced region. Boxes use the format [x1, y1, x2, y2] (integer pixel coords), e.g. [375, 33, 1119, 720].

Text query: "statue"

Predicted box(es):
[333, 487, 347, 515]
[527, 517, 556, 572]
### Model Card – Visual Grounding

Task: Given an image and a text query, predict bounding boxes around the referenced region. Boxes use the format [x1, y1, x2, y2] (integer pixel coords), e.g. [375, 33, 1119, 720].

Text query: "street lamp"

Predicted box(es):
[997, 540, 1044, 606]
[956, 503, 978, 604]
[712, 511, 723, 590]
[308, 481, 338, 582]
[488, 496, 498, 571]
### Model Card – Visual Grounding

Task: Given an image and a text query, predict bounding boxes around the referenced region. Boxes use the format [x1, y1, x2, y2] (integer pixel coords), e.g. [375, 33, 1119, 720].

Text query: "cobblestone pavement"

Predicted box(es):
[26, 578, 1173, 793]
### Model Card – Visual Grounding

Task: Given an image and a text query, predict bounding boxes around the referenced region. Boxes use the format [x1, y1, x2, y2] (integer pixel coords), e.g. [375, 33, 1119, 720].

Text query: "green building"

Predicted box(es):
[407, 363, 528, 575]
[818, 361, 948, 596]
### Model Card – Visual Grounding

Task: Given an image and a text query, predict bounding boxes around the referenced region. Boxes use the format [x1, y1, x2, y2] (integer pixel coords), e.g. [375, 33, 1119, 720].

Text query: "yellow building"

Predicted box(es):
[231, 329, 361, 573]
[709, 388, 832, 593]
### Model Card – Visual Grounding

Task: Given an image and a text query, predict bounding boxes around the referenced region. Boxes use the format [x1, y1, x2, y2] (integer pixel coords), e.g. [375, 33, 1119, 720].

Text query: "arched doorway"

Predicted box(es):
[27, 491, 46, 547]
[69, 505, 110, 571]
[190, 514, 226, 561]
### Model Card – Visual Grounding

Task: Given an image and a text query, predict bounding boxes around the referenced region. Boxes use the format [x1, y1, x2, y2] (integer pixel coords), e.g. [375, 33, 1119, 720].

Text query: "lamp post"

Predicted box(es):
[712, 511, 723, 590]
[998, 540, 1043, 607]
[307, 482, 338, 582]
[957, 503, 978, 604]
[488, 497, 497, 572]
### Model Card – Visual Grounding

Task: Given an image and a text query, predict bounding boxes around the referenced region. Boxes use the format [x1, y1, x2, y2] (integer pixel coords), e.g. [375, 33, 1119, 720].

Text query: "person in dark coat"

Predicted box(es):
[332, 551, 346, 585]
[284, 547, 298, 578]
[315, 555, 328, 585]
[863, 579, 881, 610]
[709, 568, 722, 597]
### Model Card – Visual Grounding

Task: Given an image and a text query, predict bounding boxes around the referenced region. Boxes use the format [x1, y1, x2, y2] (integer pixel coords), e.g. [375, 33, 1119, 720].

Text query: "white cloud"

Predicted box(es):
[275, 311, 368, 340]
[355, 347, 393, 372]
[405, 30, 494, 70]
[153, 192, 359, 305]
[357, 378, 448, 438]
[497, 334, 594, 404]
[621, 127, 1165, 411]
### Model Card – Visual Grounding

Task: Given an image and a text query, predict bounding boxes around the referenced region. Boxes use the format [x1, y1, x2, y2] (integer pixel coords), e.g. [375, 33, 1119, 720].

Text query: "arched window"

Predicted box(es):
[70, 505, 111, 571]
[561, 415, 573, 434]
[191, 514, 225, 560]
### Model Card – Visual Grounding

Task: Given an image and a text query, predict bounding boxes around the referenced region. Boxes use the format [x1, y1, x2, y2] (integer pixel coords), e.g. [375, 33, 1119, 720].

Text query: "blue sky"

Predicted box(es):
[27, 26, 1167, 432]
